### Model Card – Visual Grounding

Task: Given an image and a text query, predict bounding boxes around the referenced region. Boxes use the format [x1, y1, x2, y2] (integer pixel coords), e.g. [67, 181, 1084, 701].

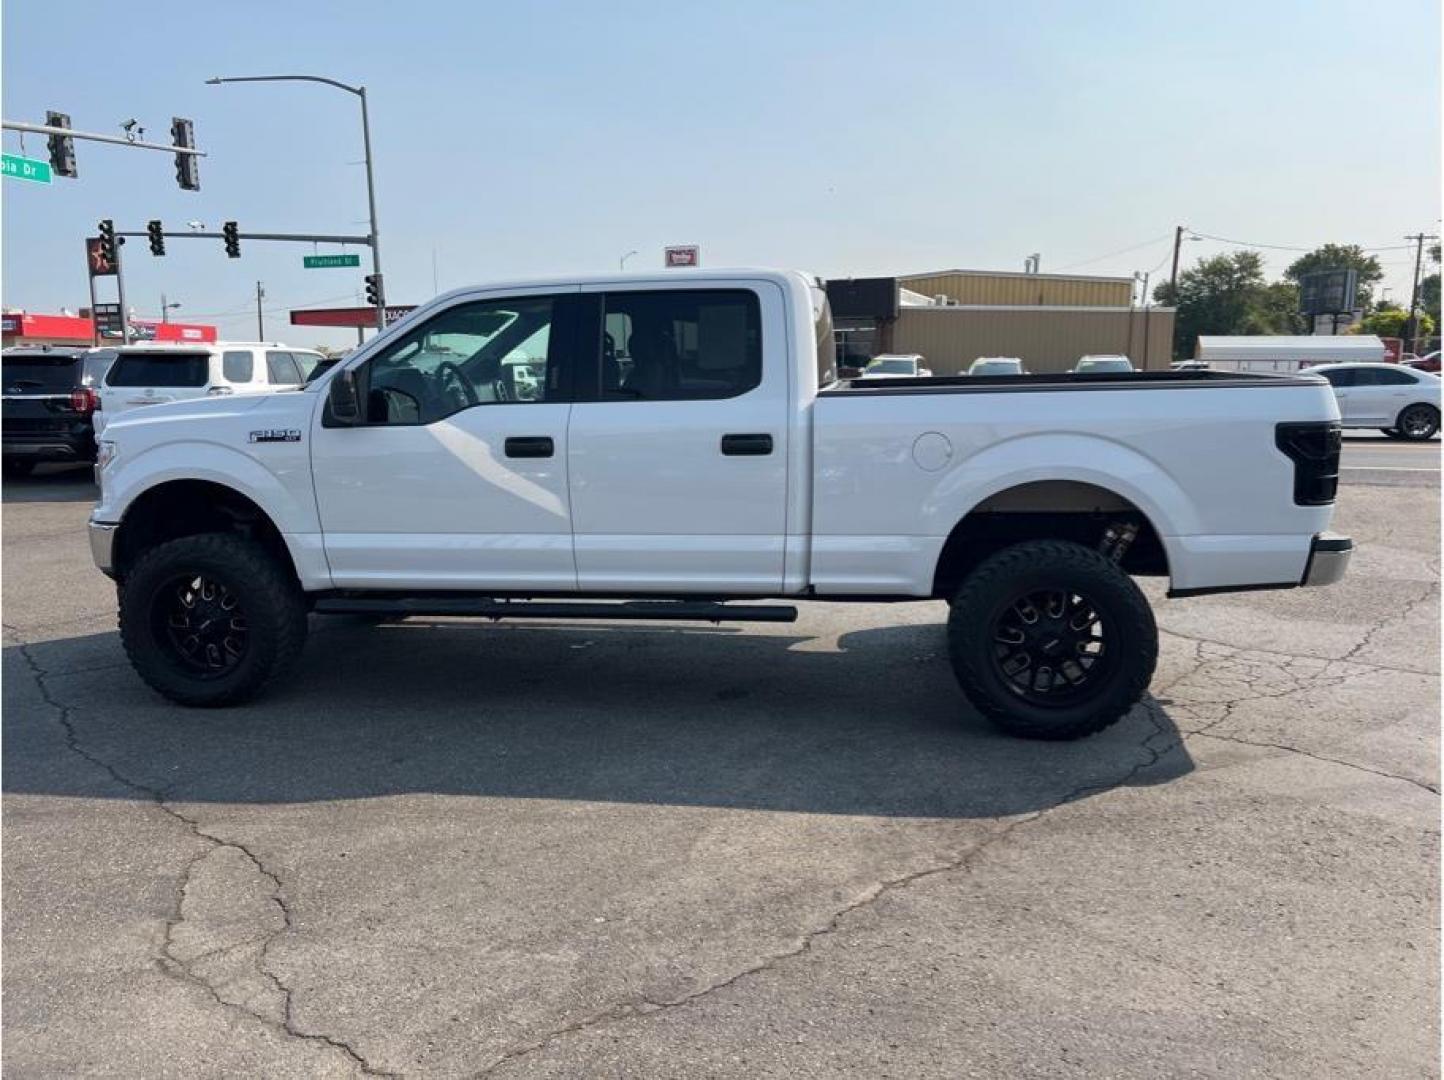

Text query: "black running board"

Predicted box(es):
[314, 597, 799, 623]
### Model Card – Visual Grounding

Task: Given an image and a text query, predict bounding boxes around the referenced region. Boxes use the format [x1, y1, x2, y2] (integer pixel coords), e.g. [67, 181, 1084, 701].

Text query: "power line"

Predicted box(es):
[1189, 230, 1416, 254]
[1052, 234, 1172, 272]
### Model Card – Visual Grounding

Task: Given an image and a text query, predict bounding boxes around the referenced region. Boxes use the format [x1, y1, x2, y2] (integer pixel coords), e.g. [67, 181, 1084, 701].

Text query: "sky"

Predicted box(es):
[2, 0, 1440, 348]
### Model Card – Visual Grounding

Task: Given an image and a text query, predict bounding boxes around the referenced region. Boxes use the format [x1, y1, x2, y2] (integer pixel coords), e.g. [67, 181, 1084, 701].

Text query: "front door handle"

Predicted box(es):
[504, 436, 554, 458]
[721, 433, 773, 456]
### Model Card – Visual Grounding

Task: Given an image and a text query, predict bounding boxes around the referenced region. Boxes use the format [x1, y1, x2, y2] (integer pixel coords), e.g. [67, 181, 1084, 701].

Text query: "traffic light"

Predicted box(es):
[171, 117, 199, 191]
[97, 219, 117, 265]
[45, 111, 77, 179]
[222, 221, 240, 258]
[147, 220, 165, 257]
[364, 273, 384, 307]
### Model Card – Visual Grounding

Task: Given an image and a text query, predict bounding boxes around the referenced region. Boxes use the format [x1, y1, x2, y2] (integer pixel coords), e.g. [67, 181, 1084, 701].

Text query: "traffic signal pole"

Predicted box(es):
[113, 236, 130, 346]
[205, 75, 386, 330]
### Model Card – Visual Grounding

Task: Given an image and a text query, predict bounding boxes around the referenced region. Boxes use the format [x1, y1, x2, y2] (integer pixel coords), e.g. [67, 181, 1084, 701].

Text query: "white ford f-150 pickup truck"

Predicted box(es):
[89, 269, 1351, 740]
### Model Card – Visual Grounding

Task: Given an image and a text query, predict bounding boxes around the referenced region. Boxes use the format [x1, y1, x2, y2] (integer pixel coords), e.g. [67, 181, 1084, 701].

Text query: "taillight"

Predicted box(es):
[70, 387, 98, 413]
[1275, 421, 1341, 506]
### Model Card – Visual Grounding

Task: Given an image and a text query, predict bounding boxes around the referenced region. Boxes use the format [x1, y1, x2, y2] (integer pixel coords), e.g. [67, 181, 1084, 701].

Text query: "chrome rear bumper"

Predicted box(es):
[1302, 533, 1352, 587]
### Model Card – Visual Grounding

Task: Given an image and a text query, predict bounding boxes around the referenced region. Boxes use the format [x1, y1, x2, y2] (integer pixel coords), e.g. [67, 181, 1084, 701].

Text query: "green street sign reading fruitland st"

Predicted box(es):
[303, 253, 361, 269]
[2, 154, 53, 184]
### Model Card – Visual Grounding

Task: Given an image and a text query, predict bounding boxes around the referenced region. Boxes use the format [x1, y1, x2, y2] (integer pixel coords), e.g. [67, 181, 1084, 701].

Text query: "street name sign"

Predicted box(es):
[2, 154, 52, 185]
[303, 253, 361, 269]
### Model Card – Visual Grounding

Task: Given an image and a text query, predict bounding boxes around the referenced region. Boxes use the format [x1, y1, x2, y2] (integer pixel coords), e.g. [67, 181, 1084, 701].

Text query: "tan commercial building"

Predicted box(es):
[826, 269, 1176, 375]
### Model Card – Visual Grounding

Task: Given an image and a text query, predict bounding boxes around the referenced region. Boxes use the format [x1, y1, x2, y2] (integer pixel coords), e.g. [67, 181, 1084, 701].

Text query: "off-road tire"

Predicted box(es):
[119, 532, 307, 707]
[947, 539, 1157, 740]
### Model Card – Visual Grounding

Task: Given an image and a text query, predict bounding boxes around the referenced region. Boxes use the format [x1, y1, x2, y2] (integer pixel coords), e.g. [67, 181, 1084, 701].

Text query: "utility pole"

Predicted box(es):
[1404, 231, 1438, 352]
[255, 281, 266, 339]
[1169, 225, 1186, 296]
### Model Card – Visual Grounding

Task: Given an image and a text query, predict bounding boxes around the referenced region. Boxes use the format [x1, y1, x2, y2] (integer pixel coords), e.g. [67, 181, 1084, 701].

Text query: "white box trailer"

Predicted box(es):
[1196, 334, 1387, 373]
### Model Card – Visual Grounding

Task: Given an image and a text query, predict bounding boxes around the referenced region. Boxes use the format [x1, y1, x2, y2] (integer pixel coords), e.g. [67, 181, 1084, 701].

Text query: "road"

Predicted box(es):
[2, 465, 1438, 1078]
[1340, 433, 1440, 484]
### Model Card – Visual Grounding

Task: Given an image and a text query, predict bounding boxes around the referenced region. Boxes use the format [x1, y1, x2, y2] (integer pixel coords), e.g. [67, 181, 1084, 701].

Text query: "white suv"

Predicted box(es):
[96, 342, 324, 433]
[1308, 362, 1441, 440]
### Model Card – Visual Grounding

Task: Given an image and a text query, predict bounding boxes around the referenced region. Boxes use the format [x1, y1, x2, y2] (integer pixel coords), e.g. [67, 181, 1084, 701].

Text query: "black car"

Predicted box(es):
[2, 346, 115, 477]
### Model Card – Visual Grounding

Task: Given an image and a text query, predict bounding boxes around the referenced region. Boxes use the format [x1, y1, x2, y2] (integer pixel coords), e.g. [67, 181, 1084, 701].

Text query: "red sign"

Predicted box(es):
[290, 305, 416, 328]
[664, 245, 700, 268]
[86, 237, 117, 277]
[0, 312, 217, 344]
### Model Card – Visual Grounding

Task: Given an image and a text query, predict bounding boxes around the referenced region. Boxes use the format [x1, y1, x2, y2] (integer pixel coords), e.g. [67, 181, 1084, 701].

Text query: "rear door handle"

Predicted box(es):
[721, 433, 773, 456]
[504, 436, 554, 458]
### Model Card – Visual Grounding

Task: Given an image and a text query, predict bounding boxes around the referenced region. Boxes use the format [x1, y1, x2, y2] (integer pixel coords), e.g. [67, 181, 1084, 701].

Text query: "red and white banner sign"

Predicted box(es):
[664, 245, 700, 268]
[290, 305, 416, 328]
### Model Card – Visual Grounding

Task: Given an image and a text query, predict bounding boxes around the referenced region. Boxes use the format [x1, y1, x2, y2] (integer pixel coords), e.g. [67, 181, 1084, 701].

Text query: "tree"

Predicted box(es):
[1284, 244, 1384, 308]
[1154, 251, 1301, 357]
[1356, 306, 1435, 340]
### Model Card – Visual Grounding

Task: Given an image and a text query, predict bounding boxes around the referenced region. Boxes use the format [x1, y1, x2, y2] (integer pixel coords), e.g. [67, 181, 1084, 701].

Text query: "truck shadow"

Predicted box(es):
[4, 616, 1193, 819]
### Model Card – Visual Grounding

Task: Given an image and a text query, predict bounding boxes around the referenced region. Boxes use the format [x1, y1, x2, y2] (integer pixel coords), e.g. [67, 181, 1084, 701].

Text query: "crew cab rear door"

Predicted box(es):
[309, 288, 584, 590]
[566, 281, 790, 593]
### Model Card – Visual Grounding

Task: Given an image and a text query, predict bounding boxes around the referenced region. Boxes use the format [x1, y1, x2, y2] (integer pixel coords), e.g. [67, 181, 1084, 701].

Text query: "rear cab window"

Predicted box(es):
[105, 351, 211, 388]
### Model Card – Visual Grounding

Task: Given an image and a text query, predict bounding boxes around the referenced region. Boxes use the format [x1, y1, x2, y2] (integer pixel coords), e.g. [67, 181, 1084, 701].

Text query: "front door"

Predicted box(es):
[566, 283, 790, 593]
[311, 289, 581, 590]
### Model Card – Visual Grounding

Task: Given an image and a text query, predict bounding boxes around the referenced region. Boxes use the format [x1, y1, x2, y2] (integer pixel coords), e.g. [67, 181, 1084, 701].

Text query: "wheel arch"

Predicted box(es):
[113, 478, 300, 584]
[931, 478, 1172, 599]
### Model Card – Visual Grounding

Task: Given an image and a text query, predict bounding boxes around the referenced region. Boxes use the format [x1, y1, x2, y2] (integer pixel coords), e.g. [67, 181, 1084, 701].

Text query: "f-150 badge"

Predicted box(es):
[249, 429, 302, 443]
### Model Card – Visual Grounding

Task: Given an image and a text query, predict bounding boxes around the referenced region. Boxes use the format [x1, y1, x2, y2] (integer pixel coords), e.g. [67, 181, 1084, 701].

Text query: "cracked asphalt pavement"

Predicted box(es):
[3, 463, 1438, 1077]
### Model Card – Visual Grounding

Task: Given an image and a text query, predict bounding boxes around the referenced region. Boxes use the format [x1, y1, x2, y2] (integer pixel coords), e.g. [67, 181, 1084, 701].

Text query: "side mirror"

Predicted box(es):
[328, 367, 361, 425]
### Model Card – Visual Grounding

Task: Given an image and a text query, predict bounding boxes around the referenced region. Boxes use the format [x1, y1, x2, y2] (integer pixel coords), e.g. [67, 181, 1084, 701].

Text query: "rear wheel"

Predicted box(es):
[3, 459, 36, 479]
[947, 540, 1157, 740]
[119, 532, 307, 706]
[1395, 404, 1439, 441]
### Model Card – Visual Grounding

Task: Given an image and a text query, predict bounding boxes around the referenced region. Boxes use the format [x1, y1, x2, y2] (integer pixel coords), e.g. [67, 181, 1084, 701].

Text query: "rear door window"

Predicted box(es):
[265, 351, 304, 385]
[222, 350, 255, 383]
[1319, 368, 1356, 387]
[105, 352, 210, 388]
[3, 353, 84, 392]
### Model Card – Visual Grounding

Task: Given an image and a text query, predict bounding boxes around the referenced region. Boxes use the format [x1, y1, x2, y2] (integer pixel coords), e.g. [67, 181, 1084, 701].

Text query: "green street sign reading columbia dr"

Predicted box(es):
[2, 154, 53, 184]
[303, 253, 361, 269]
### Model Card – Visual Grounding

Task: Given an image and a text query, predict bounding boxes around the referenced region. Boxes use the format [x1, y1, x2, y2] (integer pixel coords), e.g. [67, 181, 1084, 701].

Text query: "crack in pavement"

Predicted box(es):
[471, 702, 1182, 1076]
[1189, 730, 1440, 795]
[1338, 581, 1441, 666]
[6, 625, 396, 1079]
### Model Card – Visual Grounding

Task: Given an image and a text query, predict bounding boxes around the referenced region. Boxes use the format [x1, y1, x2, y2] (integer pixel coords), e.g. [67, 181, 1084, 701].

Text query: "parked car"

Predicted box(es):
[95, 342, 324, 433]
[1306, 362, 1441, 440]
[1404, 351, 1440, 374]
[859, 353, 931, 378]
[2, 346, 116, 477]
[90, 269, 1351, 741]
[966, 356, 1026, 376]
[1072, 354, 1135, 374]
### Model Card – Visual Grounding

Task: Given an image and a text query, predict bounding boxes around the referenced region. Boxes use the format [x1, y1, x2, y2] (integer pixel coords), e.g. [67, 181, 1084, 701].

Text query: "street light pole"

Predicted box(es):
[206, 74, 385, 330]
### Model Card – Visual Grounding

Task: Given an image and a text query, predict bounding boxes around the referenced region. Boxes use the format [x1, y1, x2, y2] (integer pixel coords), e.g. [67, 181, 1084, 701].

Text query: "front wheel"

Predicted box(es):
[119, 532, 308, 706]
[1395, 404, 1439, 441]
[947, 540, 1157, 740]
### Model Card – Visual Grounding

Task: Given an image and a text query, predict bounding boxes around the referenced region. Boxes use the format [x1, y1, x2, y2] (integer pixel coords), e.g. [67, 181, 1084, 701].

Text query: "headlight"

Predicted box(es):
[95, 440, 118, 470]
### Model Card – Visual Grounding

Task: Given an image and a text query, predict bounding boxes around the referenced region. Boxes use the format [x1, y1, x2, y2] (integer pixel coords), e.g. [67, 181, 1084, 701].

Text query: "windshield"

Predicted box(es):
[3, 352, 84, 391]
[970, 360, 1021, 375]
[1076, 358, 1133, 372]
[105, 351, 210, 388]
[867, 358, 916, 374]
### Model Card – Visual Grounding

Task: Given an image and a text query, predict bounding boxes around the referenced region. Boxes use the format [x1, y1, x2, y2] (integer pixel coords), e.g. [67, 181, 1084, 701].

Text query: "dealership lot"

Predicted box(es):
[3, 455, 1438, 1077]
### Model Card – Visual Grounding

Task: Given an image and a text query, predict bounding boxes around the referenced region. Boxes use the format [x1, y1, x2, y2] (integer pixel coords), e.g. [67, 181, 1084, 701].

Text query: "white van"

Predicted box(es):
[96, 342, 324, 432]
